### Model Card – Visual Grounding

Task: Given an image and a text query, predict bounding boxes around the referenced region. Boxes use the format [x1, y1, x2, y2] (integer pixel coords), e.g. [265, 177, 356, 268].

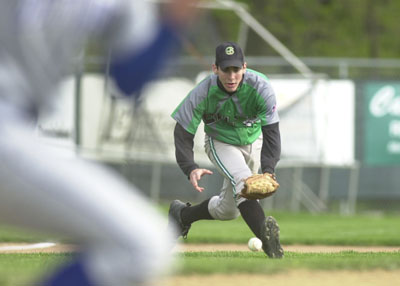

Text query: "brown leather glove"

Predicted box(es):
[240, 173, 279, 200]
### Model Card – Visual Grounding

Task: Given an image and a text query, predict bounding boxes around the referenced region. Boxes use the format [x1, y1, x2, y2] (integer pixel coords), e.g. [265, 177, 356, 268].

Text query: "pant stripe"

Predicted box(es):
[208, 137, 238, 197]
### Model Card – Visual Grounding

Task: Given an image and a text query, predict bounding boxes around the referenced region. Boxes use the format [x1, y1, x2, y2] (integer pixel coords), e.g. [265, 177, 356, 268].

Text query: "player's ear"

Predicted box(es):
[212, 64, 218, 74]
[243, 62, 247, 71]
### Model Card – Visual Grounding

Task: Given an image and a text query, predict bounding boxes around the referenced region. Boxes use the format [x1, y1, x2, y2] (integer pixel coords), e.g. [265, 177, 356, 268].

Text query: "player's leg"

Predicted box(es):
[237, 135, 283, 258]
[180, 198, 213, 225]
[238, 200, 283, 258]
[239, 135, 283, 258]
[168, 179, 239, 240]
[167, 198, 214, 239]
[0, 120, 174, 285]
[205, 134, 283, 258]
[204, 135, 251, 220]
[167, 134, 246, 238]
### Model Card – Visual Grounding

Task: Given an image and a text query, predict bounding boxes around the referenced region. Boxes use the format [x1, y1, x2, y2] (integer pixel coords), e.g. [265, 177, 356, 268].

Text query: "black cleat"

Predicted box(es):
[168, 200, 192, 239]
[260, 216, 284, 258]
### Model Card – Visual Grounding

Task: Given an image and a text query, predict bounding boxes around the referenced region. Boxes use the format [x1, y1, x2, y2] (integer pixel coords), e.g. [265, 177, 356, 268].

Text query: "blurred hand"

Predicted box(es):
[162, 0, 200, 26]
[189, 168, 213, 192]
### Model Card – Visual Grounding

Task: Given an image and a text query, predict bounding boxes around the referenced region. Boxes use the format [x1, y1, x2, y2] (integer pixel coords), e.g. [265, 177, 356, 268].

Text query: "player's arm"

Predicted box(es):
[174, 123, 213, 192]
[109, 22, 178, 96]
[174, 122, 198, 176]
[108, 0, 198, 96]
[258, 81, 281, 174]
[261, 123, 281, 174]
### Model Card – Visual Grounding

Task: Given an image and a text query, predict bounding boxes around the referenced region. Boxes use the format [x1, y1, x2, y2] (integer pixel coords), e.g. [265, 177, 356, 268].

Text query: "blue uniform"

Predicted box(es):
[0, 1, 179, 285]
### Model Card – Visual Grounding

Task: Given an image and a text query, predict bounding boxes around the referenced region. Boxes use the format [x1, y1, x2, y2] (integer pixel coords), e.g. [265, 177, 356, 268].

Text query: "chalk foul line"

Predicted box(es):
[0, 242, 56, 251]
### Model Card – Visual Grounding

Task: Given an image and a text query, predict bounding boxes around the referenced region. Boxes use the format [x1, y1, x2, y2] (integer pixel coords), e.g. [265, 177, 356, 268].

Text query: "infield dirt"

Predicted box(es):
[161, 270, 400, 286]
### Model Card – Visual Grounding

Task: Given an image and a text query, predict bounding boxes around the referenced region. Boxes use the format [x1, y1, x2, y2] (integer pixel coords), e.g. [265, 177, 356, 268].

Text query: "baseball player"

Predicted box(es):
[0, 0, 196, 285]
[168, 42, 284, 258]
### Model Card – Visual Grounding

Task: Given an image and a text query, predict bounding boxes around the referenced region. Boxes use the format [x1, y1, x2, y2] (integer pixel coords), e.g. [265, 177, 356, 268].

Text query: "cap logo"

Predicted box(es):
[225, 46, 235, 55]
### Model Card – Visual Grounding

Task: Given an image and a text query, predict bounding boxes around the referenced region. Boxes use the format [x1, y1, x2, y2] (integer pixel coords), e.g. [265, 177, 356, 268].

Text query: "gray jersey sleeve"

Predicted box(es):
[172, 76, 212, 134]
[262, 83, 279, 125]
[243, 71, 279, 126]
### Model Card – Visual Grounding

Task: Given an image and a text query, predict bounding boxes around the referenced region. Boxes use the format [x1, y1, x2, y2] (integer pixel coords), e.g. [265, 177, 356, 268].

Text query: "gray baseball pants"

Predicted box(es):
[205, 134, 263, 220]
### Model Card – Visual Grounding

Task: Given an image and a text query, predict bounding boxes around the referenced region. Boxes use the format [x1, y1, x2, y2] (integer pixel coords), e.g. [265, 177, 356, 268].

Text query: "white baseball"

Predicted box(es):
[247, 237, 262, 252]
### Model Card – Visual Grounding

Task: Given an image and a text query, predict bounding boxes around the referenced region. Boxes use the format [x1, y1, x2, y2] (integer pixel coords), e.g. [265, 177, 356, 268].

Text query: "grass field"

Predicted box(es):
[183, 211, 400, 245]
[2, 211, 400, 245]
[178, 251, 400, 273]
[1, 211, 400, 285]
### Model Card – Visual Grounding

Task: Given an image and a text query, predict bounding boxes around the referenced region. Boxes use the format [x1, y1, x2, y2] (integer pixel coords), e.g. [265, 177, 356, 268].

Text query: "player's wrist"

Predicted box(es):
[187, 167, 199, 179]
[264, 172, 276, 180]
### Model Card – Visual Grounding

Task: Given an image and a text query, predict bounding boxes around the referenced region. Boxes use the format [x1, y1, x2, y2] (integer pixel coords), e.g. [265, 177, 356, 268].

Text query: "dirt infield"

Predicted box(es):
[161, 270, 400, 286]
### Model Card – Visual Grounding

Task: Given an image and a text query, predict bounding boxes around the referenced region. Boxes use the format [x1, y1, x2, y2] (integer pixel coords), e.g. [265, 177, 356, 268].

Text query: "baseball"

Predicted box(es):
[248, 237, 262, 252]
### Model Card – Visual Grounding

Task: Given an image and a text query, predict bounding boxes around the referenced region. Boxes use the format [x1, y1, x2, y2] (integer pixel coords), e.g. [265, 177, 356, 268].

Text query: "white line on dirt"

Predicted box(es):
[0, 242, 56, 251]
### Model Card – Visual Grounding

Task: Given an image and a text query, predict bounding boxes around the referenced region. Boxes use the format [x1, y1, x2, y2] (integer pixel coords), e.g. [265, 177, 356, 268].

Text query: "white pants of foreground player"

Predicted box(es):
[205, 134, 262, 220]
[0, 104, 174, 286]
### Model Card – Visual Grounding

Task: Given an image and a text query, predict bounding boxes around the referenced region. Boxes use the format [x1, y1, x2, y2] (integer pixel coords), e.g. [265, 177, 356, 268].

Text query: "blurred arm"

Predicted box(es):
[109, 0, 198, 96]
[109, 22, 179, 96]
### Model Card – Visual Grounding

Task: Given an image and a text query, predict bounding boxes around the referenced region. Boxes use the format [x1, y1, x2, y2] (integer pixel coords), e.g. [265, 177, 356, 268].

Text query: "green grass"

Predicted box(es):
[182, 212, 400, 246]
[2, 211, 400, 245]
[0, 225, 54, 243]
[0, 253, 70, 285]
[177, 251, 400, 274]
[1, 211, 400, 285]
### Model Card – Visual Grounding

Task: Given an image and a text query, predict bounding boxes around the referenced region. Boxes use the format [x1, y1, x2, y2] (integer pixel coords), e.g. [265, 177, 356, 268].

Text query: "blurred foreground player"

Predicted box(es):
[0, 0, 197, 285]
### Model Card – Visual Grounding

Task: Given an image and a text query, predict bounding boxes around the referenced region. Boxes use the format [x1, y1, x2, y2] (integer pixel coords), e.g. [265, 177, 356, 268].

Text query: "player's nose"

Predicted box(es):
[227, 71, 236, 79]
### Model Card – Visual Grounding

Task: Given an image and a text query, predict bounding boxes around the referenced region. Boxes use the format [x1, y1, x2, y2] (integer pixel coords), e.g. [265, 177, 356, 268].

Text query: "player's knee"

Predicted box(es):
[223, 209, 240, 220]
[214, 208, 240, 221]
[208, 195, 240, 220]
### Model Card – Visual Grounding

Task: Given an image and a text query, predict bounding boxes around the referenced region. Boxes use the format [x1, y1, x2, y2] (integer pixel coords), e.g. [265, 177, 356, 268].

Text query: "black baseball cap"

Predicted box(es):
[215, 42, 244, 69]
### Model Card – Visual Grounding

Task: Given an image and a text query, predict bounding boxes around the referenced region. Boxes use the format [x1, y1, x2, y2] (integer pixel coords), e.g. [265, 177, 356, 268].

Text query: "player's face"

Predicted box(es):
[213, 63, 247, 93]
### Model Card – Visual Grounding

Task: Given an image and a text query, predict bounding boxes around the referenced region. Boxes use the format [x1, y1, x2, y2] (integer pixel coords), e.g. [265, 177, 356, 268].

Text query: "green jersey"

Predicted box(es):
[171, 69, 279, 146]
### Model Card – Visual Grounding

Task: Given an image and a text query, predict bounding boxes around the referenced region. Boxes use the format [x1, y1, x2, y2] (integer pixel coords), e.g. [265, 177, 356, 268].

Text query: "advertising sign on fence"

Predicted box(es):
[365, 82, 400, 165]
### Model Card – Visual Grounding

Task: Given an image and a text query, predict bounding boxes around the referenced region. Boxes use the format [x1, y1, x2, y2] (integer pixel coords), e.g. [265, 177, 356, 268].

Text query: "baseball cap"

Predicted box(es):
[215, 42, 244, 69]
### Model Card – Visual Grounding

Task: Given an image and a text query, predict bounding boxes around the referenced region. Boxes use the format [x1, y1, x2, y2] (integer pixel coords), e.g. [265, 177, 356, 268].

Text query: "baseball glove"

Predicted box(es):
[240, 173, 279, 200]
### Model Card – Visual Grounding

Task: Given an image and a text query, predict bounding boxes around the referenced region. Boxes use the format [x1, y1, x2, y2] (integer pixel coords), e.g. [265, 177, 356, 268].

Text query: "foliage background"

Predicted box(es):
[210, 0, 400, 58]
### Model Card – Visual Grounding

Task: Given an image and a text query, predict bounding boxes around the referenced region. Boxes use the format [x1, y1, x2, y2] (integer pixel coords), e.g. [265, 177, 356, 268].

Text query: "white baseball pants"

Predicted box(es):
[205, 134, 263, 221]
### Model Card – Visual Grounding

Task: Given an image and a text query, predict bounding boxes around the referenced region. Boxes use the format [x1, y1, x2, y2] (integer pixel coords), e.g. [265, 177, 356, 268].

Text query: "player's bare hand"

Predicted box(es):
[189, 168, 213, 192]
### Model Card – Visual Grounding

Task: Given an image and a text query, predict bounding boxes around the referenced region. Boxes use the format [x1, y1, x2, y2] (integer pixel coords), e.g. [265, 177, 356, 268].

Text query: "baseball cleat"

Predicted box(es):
[168, 200, 192, 239]
[260, 216, 284, 258]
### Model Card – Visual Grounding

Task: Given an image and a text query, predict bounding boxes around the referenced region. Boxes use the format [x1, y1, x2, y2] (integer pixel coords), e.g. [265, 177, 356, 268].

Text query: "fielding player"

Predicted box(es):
[168, 42, 284, 258]
[0, 0, 196, 285]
